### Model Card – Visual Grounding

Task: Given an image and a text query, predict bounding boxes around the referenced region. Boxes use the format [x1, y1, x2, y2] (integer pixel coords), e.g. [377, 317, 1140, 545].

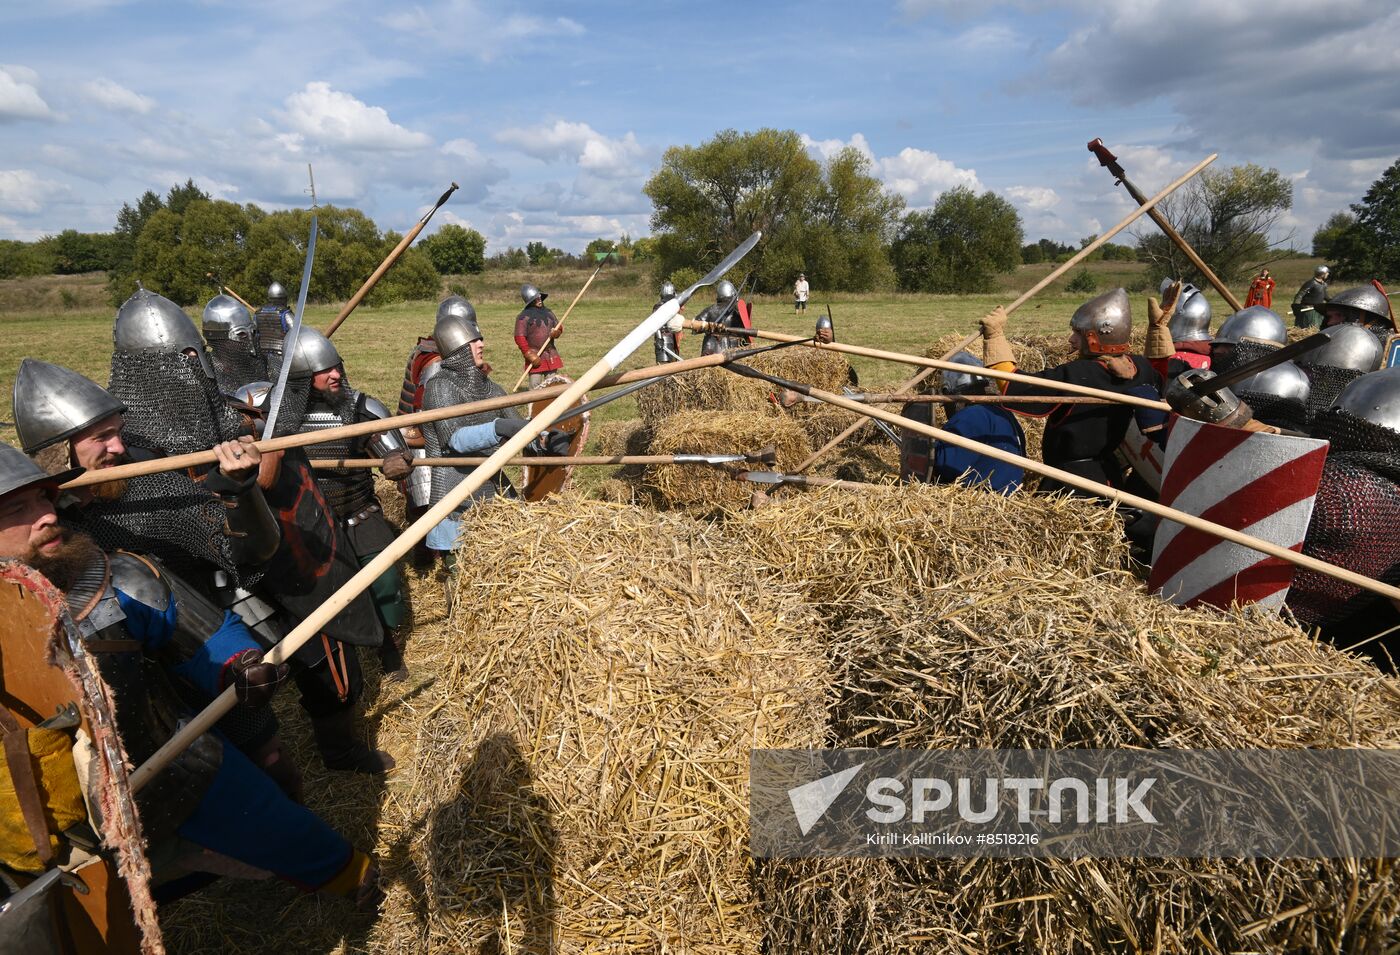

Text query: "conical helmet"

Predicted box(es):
[113, 288, 215, 378]
[286, 327, 343, 378]
[12, 359, 125, 454]
[1069, 288, 1132, 355]
[434, 296, 482, 356]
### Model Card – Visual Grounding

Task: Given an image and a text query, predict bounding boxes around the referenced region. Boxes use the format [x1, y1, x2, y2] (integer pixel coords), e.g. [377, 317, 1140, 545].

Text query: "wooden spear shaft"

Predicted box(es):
[324, 182, 459, 338]
[818, 394, 1116, 405]
[511, 255, 610, 392]
[127, 233, 762, 792]
[310, 454, 754, 469]
[796, 384, 1400, 605]
[792, 152, 1217, 471]
[61, 350, 734, 489]
[687, 322, 1170, 411]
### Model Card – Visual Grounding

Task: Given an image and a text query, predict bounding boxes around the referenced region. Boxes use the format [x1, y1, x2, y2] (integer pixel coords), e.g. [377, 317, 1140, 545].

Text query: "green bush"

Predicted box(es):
[1066, 268, 1097, 294]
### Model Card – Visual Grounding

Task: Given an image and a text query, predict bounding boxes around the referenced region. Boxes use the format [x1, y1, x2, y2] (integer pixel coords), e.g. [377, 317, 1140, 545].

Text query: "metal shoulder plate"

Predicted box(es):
[108, 551, 171, 614]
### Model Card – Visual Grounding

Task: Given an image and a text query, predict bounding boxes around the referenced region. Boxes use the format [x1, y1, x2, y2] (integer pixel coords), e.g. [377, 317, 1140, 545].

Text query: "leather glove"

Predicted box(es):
[380, 449, 412, 481]
[493, 417, 528, 440]
[524, 349, 541, 366]
[526, 429, 573, 457]
[979, 306, 1015, 367]
[222, 649, 289, 709]
[1146, 281, 1180, 360]
[549, 324, 563, 340]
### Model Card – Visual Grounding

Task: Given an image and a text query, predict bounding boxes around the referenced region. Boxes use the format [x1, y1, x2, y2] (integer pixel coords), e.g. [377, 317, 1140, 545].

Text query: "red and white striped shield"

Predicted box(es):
[1119, 418, 1165, 492]
[1148, 418, 1329, 611]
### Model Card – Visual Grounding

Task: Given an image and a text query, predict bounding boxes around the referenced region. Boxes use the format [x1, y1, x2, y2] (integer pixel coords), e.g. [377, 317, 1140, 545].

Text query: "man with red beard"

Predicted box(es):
[0, 441, 381, 908]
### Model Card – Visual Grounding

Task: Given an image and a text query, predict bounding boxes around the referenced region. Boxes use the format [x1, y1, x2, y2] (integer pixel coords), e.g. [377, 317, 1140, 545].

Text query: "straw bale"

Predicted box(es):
[757, 570, 1400, 953]
[370, 495, 831, 954]
[645, 410, 811, 510]
[591, 418, 652, 458]
[636, 348, 852, 429]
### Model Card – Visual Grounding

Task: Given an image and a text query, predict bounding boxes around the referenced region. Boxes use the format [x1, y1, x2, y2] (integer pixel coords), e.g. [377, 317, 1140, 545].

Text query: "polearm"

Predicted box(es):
[324, 182, 459, 338]
[205, 273, 255, 312]
[61, 349, 739, 489]
[126, 231, 763, 792]
[511, 252, 612, 391]
[684, 321, 1170, 412]
[724, 359, 1400, 606]
[311, 451, 778, 469]
[1088, 139, 1242, 312]
[796, 393, 1117, 406]
[792, 152, 1218, 472]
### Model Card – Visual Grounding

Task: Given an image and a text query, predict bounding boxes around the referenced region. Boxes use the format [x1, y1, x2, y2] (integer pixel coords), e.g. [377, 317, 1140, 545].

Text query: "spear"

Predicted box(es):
[61, 349, 739, 489]
[790, 152, 1217, 472]
[310, 451, 777, 469]
[792, 393, 1118, 406]
[205, 272, 255, 312]
[683, 320, 1170, 412]
[511, 252, 613, 391]
[126, 232, 763, 793]
[1087, 138, 1242, 312]
[324, 182, 459, 338]
[721, 358, 1400, 606]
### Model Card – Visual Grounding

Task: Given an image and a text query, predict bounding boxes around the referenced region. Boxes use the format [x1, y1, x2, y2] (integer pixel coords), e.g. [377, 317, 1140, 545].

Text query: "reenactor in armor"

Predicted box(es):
[1207, 306, 1288, 376]
[254, 281, 293, 378]
[696, 280, 754, 356]
[282, 327, 414, 678]
[514, 283, 564, 388]
[1149, 278, 1212, 373]
[1296, 323, 1383, 422]
[1320, 284, 1395, 333]
[980, 288, 1162, 494]
[1291, 265, 1330, 328]
[10, 358, 302, 796]
[103, 288, 393, 774]
[814, 309, 836, 345]
[927, 351, 1025, 493]
[0, 442, 382, 908]
[422, 303, 571, 565]
[652, 282, 684, 363]
[1167, 368, 1400, 669]
[397, 302, 453, 562]
[201, 293, 267, 394]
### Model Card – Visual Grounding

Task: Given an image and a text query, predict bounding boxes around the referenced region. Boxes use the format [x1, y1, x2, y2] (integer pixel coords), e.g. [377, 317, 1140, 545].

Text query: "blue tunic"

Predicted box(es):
[932, 404, 1026, 494]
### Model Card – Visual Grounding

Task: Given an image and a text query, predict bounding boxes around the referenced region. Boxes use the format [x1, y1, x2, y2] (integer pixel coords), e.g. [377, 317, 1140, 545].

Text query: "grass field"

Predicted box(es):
[0, 256, 1326, 471]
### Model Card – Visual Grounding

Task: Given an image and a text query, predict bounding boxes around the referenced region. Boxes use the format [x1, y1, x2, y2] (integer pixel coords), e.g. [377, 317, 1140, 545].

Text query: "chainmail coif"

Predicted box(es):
[208, 338, 268, 396]
[1298, 363, 1365, 423]
[1286, 408, 1400, 655]
[422, 350, 520, 511]
[109, 350, 244, 454]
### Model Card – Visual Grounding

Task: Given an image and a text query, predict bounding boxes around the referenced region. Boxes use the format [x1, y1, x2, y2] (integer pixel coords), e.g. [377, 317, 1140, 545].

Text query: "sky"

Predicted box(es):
[1, 0, 1397, 257]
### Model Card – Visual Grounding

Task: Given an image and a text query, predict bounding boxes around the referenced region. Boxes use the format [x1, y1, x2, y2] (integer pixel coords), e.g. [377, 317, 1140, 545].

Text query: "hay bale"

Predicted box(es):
[645, 410, 811, 510]
[636, 349, 852, 430]
[758, 573, 1400, 953]
[371, 496, 830, 953]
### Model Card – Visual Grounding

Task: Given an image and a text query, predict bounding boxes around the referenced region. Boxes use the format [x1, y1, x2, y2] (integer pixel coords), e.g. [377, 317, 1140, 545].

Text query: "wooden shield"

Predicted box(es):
[522, 373, 590, 501]
[0, 561, 159, 954]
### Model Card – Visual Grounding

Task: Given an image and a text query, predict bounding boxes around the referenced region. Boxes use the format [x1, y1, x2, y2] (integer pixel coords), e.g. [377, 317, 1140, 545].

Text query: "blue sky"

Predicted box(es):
[2, 0, 1397, 256]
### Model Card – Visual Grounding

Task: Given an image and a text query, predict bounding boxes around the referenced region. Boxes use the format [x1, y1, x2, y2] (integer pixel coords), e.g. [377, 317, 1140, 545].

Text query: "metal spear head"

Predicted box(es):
[677, 232, 762, 307]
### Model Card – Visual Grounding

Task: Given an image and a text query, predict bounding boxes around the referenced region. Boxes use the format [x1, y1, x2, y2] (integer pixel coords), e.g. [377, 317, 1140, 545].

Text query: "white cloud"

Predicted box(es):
[81, 78, 155, 115]
[1005, 185, 1060, 211]
[380, 0, 583, 60]
[801, 132, 982, 207]
[495, 120, 644, 178]
[281, 82, 432, 151]
[0, 169, 67, 214]
[0, 65, 53, 122]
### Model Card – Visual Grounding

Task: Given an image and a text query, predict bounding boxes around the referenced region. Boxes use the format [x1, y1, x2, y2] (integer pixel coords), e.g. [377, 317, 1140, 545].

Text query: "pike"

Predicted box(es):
[1088, 138, 1243, 312]
[685, 320, 1171, 412]
[793, 152, 1218, 472]
[736, 470, 872, 491]
[324, 182, 459, 338]
[311, 450, 777, 469]
[205, 272, 255, 312]
[261, 168, 318, 439]
[721, 359, 1400, 607]
[127, 231, 763, 793]
[512, 251, 612, 391]
[791, 393, 1118, 406]
[61, 349, 740, 489]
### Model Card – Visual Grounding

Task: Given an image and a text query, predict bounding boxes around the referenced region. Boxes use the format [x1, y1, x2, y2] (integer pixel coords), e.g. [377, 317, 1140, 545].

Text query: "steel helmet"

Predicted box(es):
[1070, 288, 1132, 356]
[659, 282, 677, 302]
[113, 288, 216, 378]
[0, 440, 82, 501]
[520, 283, 546, 306]
[1306, 322, 1383, 373]
[286, 327, 342, 378]
[1333, 367, 1400, 433]
[1160, 279, 1212, 342]
[434, 296, 482, 357]
[1214, 306, 1287, 347]
[941, 351, 987, 396]
[202, 294, 256, 343]
[715, 279, 737, 305]
[12, 358, 125, 454]
[1235, 361, 1311, 403]
[267, 282, 288, 306]
[1324, 285, 1394, 330]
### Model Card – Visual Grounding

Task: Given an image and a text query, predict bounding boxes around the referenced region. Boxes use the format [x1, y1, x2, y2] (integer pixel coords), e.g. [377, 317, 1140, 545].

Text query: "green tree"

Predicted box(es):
[1021, 243, 1044, 265]
[1332, 158, 1400, 280]
[1311, 212, 1356, 261]
[644, 128, 901, 292]
[584, 237, 617, 256]
[525, 241, 553, 266]
[1136, 163, 1292, 285]
[420, 223, 487, 275]
[889, 187, 1023, 293]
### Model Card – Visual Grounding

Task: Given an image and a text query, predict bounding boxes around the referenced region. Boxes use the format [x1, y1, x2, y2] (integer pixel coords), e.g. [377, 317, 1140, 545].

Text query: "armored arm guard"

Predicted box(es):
[202, 468, 281, 567]
[359, 394, 408, 457]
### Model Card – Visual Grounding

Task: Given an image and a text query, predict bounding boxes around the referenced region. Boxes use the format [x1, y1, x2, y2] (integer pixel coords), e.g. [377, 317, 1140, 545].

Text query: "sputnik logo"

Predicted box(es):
[787, 763, 865, 835]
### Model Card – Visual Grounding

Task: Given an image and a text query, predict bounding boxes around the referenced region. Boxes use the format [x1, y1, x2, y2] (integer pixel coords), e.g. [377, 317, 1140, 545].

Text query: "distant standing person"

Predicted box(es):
[1292, 265, 1330, 328]
[1245, 268, 1276, 309]
[793, 273, 809, 313]
[514, 283, 563, 388]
